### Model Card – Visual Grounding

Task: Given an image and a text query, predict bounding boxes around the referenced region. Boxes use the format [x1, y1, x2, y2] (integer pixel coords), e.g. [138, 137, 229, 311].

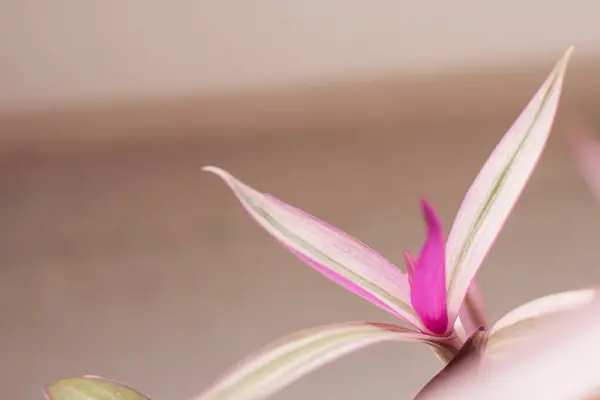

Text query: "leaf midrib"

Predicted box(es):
[447, 66, 562, 299]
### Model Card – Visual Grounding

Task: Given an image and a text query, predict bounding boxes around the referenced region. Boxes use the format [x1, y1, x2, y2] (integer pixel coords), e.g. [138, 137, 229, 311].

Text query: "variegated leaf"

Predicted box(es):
[445, 47, 574, 322]
[419, 296, 600, 400]
[204, 167, 422, 329]
[194, 322, 449, 400]
[486, 288, 596, 354]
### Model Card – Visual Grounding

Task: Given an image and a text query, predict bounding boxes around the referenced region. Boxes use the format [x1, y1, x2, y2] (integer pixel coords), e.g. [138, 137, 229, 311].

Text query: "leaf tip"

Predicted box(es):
[558, 46, 575, 72]
[202, 165, 228, 178]
[203, 165, 239, 189]
[565, 45, 575, 58]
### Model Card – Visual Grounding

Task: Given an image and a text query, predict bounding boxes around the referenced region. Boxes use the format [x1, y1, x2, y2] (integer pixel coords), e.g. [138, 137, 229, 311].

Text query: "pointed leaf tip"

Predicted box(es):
[444, 48, 573, 324]
[204, 167, 424, 330]
[203, 165, 229, 179]
[565, 45, 575, 58]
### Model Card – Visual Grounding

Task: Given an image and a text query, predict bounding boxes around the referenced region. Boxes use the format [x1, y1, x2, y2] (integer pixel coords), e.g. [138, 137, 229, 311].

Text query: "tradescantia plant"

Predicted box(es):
[193, 47, 579, 398]
[45, 47, 589, 400]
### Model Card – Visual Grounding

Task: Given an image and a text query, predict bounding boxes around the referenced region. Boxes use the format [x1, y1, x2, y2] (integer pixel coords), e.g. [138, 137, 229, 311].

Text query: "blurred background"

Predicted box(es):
[2, 1, 600, 399]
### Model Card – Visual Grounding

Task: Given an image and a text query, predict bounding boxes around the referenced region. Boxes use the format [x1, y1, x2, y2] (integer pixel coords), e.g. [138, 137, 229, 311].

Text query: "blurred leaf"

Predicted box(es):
[420, 296, 600, 399]
[568, 122, 600, 203]
[45, 376, 151, 400]
[487, 288, 596, 354]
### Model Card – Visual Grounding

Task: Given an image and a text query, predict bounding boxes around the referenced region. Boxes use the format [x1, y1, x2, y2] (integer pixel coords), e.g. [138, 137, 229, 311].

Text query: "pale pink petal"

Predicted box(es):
[194, 322, 450, 400]
[204, 167, 423, 329]
[444, 47, 574, 324]
[410, 200, 448, 335]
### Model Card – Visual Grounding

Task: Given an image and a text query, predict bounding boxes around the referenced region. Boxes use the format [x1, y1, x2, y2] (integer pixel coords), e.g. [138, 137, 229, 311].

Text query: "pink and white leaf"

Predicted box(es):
[486, 288, 597, 354]
[444, 47, 574, 323]
[420, 295, 600, 400]
[204, 167, 421, 329]
[194, 322, 448, 400]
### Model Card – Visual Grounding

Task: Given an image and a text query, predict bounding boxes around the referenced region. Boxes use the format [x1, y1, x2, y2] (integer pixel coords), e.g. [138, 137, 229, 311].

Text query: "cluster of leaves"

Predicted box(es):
[45, 47, 600, 400]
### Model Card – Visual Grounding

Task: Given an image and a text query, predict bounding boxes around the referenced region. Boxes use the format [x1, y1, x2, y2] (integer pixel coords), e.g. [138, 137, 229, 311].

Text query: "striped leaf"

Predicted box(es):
[445, 47, 574, 322]
[195, 322, 449, 400]
[204, 167, 422, 329]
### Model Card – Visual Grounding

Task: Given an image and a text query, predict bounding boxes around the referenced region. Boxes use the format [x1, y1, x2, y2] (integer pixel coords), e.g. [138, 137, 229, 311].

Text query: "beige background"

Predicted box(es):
[3, 2, 600, 400]
[3, 84, 600, 399]
[2, 0, 600, 111]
